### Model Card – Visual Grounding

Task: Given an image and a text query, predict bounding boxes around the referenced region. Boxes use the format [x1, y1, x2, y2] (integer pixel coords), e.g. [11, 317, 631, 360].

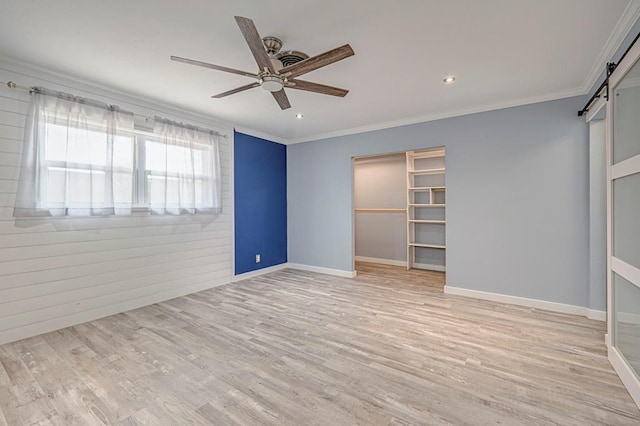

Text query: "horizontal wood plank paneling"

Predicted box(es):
[0, 261, 230, 329]
[0, 95, 28, 111]
[0, 60, 233, 344]
[0, 110, 24, 127]
[0, 124, 23, 141]
[0, 139, 21, 154]
[0, 153, 20, 168]
[0, 211, 232, 233]
[0, 220, 229, 248]
[0, 165, 19, 180]
[0, 249, 228, 303]
[0, 235, 229, 277]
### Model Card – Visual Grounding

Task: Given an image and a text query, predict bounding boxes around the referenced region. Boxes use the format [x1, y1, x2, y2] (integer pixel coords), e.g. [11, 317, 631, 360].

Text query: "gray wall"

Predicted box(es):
[354, 154, 407, 262]
[288, 95, 590, 307]
[589, 119, 606, 312]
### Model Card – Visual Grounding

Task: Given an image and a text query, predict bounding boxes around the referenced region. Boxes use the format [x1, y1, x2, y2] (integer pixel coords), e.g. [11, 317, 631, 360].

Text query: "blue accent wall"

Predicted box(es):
[234, 131, 287, 275]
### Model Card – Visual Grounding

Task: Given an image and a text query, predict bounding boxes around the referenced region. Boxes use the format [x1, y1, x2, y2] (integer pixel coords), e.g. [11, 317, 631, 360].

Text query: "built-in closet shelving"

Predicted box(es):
[406, 149, 446, 271]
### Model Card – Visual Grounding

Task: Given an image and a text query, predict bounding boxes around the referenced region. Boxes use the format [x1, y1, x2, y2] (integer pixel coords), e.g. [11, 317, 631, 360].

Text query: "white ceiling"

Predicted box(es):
[0, 0, 638, 143]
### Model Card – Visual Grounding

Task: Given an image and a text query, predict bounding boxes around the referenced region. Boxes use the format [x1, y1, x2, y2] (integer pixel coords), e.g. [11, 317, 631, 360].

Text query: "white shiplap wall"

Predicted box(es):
[0, 59, 234, 345]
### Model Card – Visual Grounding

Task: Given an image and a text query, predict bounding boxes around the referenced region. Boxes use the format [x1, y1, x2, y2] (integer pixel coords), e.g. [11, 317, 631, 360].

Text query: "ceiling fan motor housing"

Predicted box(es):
[262, 36, 283, 55]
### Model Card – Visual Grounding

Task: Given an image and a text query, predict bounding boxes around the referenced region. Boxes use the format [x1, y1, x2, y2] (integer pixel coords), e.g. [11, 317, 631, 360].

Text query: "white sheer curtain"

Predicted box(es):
[148, 117, 222, 215]
[14, 90, 135, 217]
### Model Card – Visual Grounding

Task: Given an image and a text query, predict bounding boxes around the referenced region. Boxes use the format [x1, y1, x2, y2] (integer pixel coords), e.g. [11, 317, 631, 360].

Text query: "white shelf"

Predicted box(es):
[407, 149, 445, 159]
[409, 243, 446, 249]
[355, 208, 406, 212]
[406, 149, 446, 272]
[408, 168, 446, 175]
[408, 186, 445, 191]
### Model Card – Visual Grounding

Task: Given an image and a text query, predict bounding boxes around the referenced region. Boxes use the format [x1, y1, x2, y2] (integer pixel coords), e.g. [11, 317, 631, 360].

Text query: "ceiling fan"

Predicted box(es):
[171, 16, 354, 110]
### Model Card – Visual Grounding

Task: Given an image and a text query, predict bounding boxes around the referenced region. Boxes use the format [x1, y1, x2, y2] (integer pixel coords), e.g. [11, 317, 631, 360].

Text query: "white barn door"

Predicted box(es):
[607, 37, 640, 408]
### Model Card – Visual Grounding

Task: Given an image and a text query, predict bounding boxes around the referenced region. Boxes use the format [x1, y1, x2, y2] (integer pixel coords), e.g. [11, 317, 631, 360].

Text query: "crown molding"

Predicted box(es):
[286, 87, 584, 145]
[233, 126, 288, 145]
[581, 0, 640, 94]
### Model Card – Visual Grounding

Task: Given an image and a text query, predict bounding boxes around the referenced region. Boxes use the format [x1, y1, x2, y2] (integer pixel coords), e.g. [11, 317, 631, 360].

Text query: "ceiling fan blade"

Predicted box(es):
[212, 82, 261, 98]
[234, 16, 275, 73]
[280, 44, 354, 79]
[286, 79, 349, 97]
[171, 56, 258, 79]
[271, 89, 291, 110]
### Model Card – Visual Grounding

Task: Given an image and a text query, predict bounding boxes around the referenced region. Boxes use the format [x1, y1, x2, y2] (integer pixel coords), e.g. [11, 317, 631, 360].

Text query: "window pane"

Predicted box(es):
[45, 123, 108, 165]
[42, 123, 133, 208]
[614, 273, 640, 380]
[613, 172, 640, 270]
[145, 140, 210, 175]
[145, 141, 194, 174]
[613, 58, 640, 164]
[114, 135, 134, 169]
[147, 176, 210, 207]
[45, 167, 106, 206]
[44, 123, 133, 168]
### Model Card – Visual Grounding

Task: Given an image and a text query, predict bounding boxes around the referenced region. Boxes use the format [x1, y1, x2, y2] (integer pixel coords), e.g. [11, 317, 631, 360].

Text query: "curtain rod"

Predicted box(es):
[3, 81, 228, 138]
[578, 30, 640, 117]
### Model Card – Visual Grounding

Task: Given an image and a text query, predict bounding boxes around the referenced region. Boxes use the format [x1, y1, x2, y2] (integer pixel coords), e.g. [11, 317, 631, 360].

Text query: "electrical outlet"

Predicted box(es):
[255, 254, 261, 263]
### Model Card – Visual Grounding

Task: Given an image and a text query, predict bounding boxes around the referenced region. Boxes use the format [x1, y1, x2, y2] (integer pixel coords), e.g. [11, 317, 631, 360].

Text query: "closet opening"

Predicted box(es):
[352, 147, 446, 290]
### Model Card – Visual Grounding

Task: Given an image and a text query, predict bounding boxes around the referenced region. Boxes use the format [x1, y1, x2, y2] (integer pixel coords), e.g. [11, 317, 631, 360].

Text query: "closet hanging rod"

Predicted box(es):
[3, 81, 228, 138]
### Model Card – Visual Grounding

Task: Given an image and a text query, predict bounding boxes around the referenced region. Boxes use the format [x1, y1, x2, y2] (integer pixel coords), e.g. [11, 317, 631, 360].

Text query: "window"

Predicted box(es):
[15, 90, 222, 217]
[135, 128, 222, 215]
[42, 120, 134, 212]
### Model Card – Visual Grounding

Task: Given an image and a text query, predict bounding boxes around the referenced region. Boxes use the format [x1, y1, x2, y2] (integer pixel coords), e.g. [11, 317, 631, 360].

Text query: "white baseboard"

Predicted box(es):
[288, 263, 357, 278]
[355, 256, 406, 267]
[587, 309, 607, 321]
[233, 263, 289, 282]
[605, 333, 611, 348]
[609, 346, 640, 409]
[444, 286, 605, 321]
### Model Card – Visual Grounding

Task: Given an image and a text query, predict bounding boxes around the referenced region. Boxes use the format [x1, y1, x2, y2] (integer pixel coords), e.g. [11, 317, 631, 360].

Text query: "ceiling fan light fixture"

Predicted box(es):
[261, 75, 284, 92]
[443, 75, 456, 84]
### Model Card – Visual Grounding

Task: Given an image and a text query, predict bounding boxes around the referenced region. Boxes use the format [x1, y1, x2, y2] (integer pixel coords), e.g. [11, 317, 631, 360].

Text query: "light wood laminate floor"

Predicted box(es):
[355, 261, 446, 290]
[1, 266, 639, 425]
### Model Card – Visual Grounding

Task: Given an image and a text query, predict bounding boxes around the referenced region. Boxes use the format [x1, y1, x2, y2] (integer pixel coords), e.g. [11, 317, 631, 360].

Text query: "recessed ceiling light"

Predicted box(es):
[443, 76, 456, 84]
[295, 113, 304, 119]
